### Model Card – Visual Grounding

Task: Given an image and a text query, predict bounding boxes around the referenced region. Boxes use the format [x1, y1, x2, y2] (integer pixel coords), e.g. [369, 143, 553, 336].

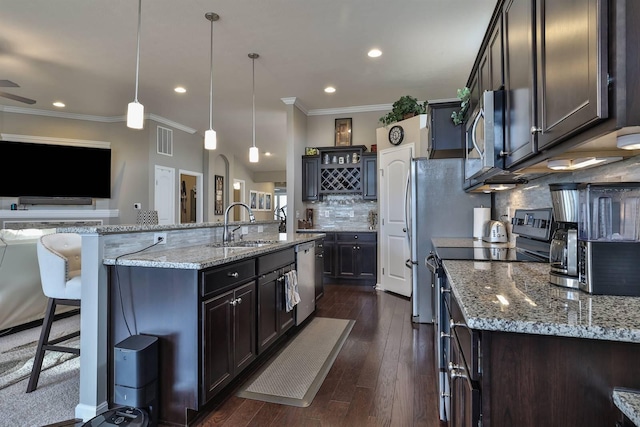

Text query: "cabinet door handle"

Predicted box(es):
[227, 271, 239, 278]
[354, 235, 358, 239]
[229, 299, 237, 306]
[449, 319, 467, 330]
[441, 287, 451, 294]
[530, 126, 542, 134]
[317, 254, 323, 258]
[440, 332, 451, 339]
[236, 297, 242, 305]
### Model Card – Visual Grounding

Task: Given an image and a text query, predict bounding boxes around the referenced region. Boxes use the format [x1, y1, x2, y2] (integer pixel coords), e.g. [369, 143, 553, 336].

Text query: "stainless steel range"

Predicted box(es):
[427, 208, 553, 423]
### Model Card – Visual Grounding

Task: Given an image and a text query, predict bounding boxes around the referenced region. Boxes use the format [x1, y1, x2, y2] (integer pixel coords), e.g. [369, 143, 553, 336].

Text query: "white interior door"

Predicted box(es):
[155, 165, 175, 225]
[379, 143, 413, 297]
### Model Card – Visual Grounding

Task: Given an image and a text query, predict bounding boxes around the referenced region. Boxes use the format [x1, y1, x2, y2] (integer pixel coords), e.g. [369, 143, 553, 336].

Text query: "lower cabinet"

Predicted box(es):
[257, 249, 296, 354]
[202, 280, 256, 402]
[201, 259, 257, 403]
[446, 289, 640, 426]
[335, 232, 377, 281]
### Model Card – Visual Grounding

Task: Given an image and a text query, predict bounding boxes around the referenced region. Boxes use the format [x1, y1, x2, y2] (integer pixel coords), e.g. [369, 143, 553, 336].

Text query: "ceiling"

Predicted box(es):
[0, 0, 498, 174]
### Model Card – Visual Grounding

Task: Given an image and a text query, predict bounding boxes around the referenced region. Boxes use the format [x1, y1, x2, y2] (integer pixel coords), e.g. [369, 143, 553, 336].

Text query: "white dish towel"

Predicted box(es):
[285, 270, 300, 312]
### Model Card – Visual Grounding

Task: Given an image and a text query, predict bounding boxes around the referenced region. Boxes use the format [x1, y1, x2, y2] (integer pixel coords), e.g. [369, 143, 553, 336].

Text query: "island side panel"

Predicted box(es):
[108, 265, 200, 425]
[485, 331, 640, 426]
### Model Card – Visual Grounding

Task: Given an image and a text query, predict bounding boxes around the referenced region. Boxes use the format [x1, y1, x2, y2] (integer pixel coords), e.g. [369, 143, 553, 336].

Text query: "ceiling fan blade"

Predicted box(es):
[0, 91, 36, 105]
[0, 80, 20, 88]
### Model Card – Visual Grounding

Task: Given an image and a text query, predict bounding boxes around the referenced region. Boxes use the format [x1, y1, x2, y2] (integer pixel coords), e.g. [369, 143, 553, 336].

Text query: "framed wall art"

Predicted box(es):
[258, 192, 265, 210]
[214, 175, 224, 215]
[249, 190, 257, 210]
[265, 193, 272, 211]
[335, 117, 352, 146]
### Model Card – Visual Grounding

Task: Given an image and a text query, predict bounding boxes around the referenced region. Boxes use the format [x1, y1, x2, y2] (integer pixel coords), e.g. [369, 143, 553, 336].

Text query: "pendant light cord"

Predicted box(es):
[252, 55, 255, 149]
[208, 16, 214, 130]
[134, 0, 142, 103]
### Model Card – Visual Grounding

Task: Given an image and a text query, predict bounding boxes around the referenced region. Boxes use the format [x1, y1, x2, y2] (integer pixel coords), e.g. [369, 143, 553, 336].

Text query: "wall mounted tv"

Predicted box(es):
[0, 140, 111, 202]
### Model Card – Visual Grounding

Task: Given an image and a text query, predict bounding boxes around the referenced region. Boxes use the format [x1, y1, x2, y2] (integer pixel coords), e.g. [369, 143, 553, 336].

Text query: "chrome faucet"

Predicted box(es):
[223, 202, 256, 243]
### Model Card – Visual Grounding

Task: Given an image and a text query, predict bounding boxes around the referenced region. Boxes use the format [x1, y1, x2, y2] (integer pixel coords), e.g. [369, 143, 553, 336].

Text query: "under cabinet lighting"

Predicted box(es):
[617, 133, 640, 150]
[547, 157, 622, 171]
[489, 184, 516, 191]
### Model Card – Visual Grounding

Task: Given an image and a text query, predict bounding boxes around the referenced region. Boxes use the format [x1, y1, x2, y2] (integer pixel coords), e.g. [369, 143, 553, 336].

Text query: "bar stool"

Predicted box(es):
[26, 232, 82, 393]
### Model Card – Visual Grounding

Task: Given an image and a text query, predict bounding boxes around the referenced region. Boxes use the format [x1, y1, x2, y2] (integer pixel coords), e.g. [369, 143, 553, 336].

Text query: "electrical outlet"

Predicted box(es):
[257, 225, 263, 233]
[134, 202, 142, 209]
[154, 233, 167, 244]
[242, 226, 249, 234]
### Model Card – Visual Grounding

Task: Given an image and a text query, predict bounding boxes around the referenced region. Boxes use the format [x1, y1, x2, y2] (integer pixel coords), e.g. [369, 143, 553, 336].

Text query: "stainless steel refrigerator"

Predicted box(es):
[408, 157, 490, 323]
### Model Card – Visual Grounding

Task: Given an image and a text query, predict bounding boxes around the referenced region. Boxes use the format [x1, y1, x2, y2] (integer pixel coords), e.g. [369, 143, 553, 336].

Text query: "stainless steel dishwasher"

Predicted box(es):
[295, 241, 316, 325]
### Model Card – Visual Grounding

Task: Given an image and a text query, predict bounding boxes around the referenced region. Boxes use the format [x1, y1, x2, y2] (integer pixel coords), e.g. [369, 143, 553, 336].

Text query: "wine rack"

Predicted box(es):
[320, 165, 361, 192]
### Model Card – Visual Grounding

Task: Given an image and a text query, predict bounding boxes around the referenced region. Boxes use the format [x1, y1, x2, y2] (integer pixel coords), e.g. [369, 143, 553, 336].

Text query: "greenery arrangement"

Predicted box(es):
[379, 95, 427, 126]
[451, 87, 471, 125]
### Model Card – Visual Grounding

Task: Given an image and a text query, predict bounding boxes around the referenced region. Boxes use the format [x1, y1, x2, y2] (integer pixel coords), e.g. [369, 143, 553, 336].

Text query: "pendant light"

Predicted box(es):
[204, 12, 219, 150]
[127, 0, 144, 129]
[249, 53, 259, 163]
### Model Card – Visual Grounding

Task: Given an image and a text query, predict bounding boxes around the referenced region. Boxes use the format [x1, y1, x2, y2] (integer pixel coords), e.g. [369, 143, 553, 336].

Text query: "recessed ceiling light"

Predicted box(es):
[52, 101, 65, 108]
[368, 49, 382, 58]
[174, 86, 186, 93]
[264, 152, 272, 156]
[324, 86, 336, 94]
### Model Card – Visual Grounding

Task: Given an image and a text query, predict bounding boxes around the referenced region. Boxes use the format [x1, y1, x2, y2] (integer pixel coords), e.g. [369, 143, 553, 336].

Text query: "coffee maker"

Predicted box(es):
[577, 182, 640, 296]
[548, 183, 580, 289]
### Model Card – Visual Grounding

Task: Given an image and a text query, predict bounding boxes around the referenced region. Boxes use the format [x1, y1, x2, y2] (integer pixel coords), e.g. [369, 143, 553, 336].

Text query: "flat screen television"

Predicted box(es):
[0, 140, 111, 200]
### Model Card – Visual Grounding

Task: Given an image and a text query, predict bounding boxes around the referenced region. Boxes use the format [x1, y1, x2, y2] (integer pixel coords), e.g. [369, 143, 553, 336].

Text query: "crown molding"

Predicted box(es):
[0, 133, 110, 149]
[0, 105, 197, 134]
[308, 103, 392, 116]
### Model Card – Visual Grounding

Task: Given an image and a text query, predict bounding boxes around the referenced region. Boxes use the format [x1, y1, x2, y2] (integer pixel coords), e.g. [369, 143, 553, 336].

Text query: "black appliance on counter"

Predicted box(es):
[426, 208, 553, 423]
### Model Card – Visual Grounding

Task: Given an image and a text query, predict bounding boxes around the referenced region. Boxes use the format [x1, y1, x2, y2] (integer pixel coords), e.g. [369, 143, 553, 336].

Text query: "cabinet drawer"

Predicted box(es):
[322, 232, 335, 242]
[336, 232, 377, 243]
[258, 247, 295, 275]
[449, 295, 481, 381]
[201, 259, 256, 297]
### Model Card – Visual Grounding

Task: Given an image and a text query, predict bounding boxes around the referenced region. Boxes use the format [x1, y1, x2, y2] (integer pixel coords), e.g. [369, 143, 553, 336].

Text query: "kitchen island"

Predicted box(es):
[57, 220, 323, 423]
[441, 259, 640, 426]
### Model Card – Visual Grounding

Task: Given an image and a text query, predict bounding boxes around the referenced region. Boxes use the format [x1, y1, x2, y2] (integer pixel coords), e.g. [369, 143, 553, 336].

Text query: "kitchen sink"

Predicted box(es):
[207, 240, 280, 249]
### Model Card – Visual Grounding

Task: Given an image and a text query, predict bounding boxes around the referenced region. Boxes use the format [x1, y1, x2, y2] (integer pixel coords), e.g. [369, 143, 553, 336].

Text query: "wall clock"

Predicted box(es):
[388, 125, 404, 146]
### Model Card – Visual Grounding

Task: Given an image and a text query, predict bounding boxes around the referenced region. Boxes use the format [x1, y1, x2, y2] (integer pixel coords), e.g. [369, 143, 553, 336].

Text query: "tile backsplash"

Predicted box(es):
[494, 155, 640, 220]
[304, 194, 378, 230]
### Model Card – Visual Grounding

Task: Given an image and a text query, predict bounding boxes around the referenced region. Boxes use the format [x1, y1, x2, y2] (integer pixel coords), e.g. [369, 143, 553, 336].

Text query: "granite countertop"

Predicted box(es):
[103, 233, 324, 270]
[59, 220, 280, 235]
[442, 260, 640, 343]
[300, 228, 377, 233]
[432, 237, 511, 248]
[613, 388, 640, 426]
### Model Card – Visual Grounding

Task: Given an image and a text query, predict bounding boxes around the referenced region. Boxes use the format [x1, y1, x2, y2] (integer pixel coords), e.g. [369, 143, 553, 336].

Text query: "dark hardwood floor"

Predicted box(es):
[193, 284, 444, 427]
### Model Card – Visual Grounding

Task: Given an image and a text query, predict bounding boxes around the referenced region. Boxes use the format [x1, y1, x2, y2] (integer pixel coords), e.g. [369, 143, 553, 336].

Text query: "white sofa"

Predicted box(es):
[0, 228, 75, 331]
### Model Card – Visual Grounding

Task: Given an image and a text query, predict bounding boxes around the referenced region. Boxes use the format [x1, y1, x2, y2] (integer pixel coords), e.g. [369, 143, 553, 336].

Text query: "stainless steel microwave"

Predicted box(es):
[464, 90, 505, 181]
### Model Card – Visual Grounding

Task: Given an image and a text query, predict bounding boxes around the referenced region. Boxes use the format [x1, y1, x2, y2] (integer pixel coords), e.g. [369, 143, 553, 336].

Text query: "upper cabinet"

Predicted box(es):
[302, 145, 376, 201]
[426, 100, 464, 159]
[502, 0, 608, 168]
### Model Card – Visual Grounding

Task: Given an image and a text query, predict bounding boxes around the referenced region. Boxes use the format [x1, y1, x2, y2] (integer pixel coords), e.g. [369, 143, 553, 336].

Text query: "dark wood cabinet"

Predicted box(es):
[502, 0, 607, 168]
[314, 240, 324, 300]
[257, 248, 296, 354]
[302, 155, 320, 201]
[502, 0, 537, 168]
[202, 280, 256, 402]
[426, 100, 464, 159]
[322, 232, 335, 276]
[362, 153, 377, 200]
[335, 232, 377, 281]
[446, 288, 640, 426]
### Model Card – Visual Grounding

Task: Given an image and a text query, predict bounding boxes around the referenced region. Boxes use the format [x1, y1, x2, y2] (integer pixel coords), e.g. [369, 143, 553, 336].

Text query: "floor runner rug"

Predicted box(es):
[236, 317, 354, 407]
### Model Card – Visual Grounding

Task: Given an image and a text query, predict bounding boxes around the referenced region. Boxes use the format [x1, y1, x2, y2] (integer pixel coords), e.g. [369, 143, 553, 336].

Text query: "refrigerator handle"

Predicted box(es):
[403, 168, 411, 242]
